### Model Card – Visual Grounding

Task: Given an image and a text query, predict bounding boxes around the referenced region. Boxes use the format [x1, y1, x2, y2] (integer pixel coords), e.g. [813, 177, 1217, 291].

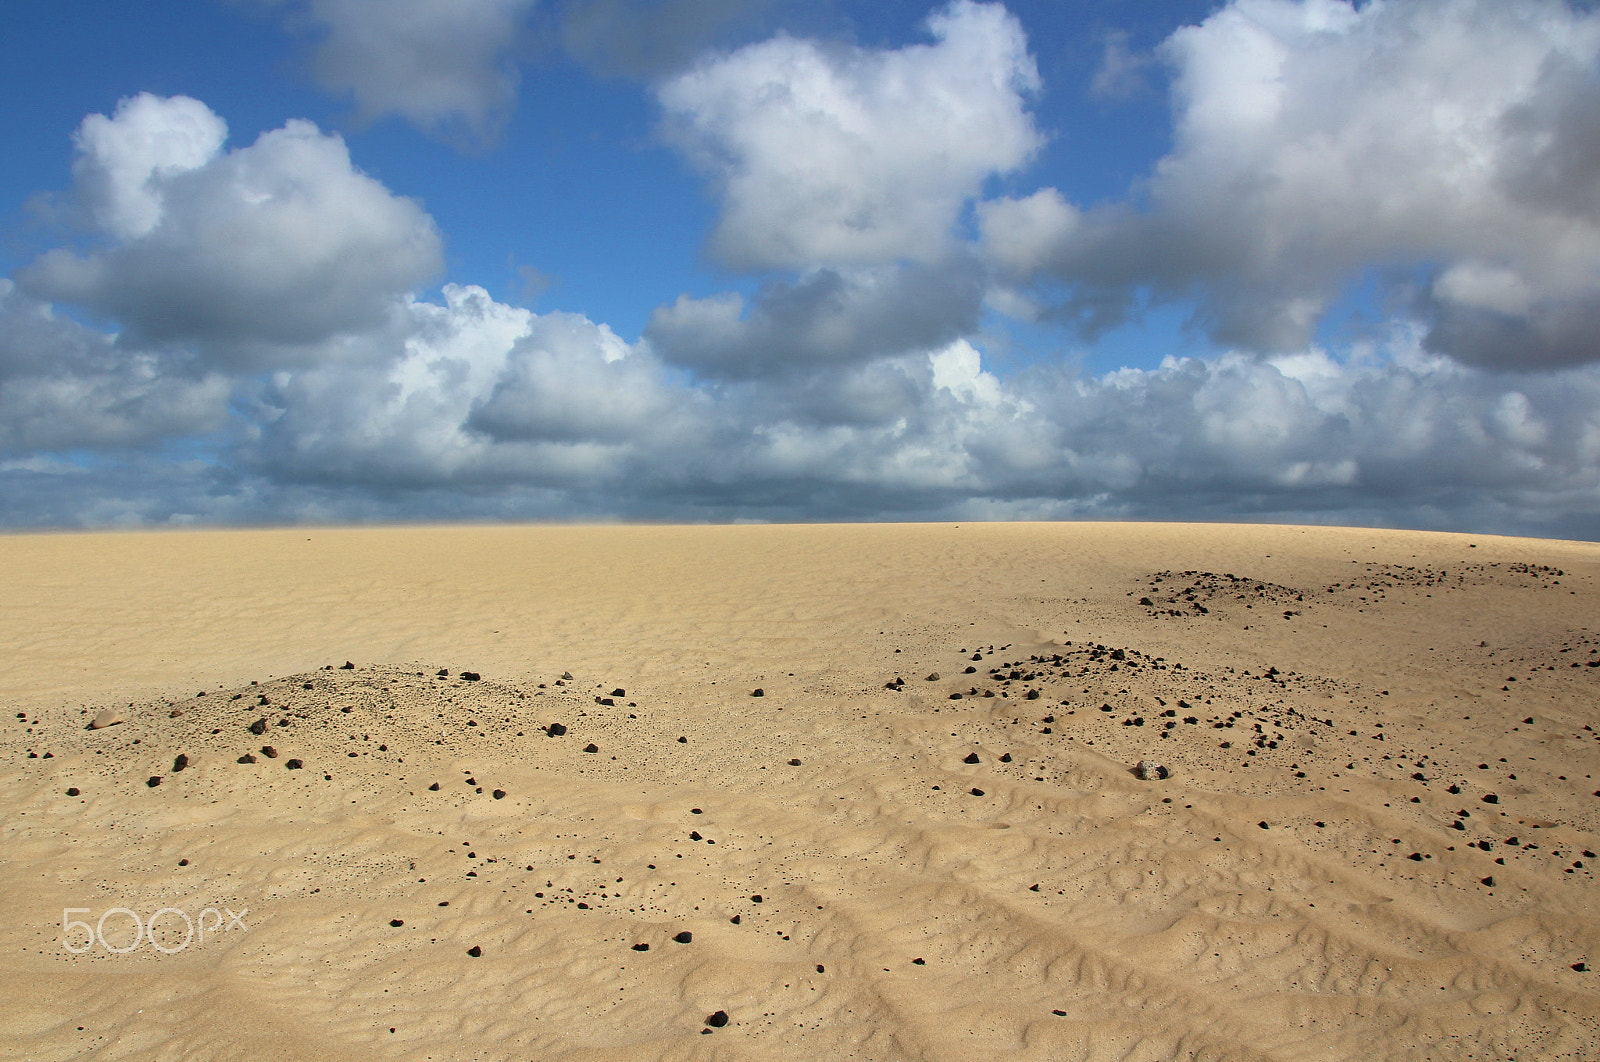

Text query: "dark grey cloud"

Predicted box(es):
[259, 0, 538, 144]
[645, 261, 986, 379]
[558, 0, 782, 79]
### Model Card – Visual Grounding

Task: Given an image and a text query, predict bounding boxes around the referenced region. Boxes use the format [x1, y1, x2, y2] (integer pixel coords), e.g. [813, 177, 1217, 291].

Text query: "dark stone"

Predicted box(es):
[438, 669, 449, 678]
[751, 689, 764, 697]
[999, 753, 1012, 763]
[963, 753, 980, 764]
[1483, 794, 1499, 804]
[249, 718, 267, 735]
[1481, 876, 1495, 887]
[1029, 883, 1040, 891]
[925, 673, 940, 681]
[391, 919, 404, 927]
[173, 754, 189, 772]
[466, 945, 481, 957]
[286, 759, 303, 769]
[547, 723, 567, 737]
[66, 787, 80, 796]
[751, 894, 762, 903]
[461, 672, 481, 682]
[963, 666, 977, 674]
[1407, 852, 1423, 861]
[341, 661, 355, 669]
[912, 957, 926, 965]
[493, 789, 506, 800]
[237, 754, 256, 764]
[970, 788, 985, 796]
[677, 736, 688, 743]
[1574, 962, 1589, 972]
[428, 782, 440, 791]
[612, 689, 626, 697]
[147, 776, 162, 788]
[706, 1011, 728, 1028]
[178, 859, 189, 866]
[632, 943, 649, 951]
[1258, 821, 1269, 829]
[788, 758, 801, 766]
[598, 698, 614, 706]
[690, 831, 702, 841]
[584, 743, 599, 753]
[673, 931, 693, 944]
[261, 746, 278, 758]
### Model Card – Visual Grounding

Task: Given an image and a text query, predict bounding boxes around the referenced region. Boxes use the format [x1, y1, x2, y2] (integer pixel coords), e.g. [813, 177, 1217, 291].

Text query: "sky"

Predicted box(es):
[4, 0, 1600, 537]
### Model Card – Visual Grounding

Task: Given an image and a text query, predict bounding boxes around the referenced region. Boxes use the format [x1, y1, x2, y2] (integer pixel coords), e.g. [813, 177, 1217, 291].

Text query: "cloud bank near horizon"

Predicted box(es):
[5, 1, 1600, 538]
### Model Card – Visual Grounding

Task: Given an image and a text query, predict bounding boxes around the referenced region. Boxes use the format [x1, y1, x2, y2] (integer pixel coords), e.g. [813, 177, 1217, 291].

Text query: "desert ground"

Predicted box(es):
[1, 521, 1597, 1061]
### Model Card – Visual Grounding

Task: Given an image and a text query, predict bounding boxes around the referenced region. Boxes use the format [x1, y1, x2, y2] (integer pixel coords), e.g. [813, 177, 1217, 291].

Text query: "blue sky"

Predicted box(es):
[4, 0, 1600, 536]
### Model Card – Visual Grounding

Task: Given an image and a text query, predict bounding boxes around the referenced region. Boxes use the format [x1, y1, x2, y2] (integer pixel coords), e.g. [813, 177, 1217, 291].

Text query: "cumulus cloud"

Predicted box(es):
[657, 0, 1041, 271]
[7, 87, 1600, 537]
[265, 0, 538, 142]
[980, 0, 1600, 368]
[644, 260, 986, 378]
[20, 94, 441, 367]
[0, 280, 229, 455]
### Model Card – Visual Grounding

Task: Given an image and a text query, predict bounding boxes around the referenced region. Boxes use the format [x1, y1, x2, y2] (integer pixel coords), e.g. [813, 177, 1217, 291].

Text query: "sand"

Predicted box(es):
[1, 520, 1597, 1061]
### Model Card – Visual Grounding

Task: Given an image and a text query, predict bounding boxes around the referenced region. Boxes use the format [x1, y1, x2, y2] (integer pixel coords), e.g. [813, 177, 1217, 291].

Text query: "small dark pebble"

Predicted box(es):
[467, 946, 482, 957]
[970, 788, 984, 796]
[751, 689, 764, 697]
[237, 754, 256, 764]
[261, 746, 278, 759]
[674, 931, 693, 944]
[147, 776, 162, 788]
[340, 661, 354, 669]
[912, 957, 925, 965]
[584, 743, 599, 753]
[493, 789, 506, 800]
[66, 787, 80, 796]
[1482, 876, 1496, 887]
[706, 1011, 728, 1028]
[461, 672, 480, 682]
[1575, 962, 1590, 972]
[963, 752, 980, 764]
[788, 758, 801, 766]
[1258, 821, 1269, 829]
[285, 759, 303, 769]
[428, 782, 440, 791]
[1483, 794, 1499, 804]
[249, 718, 267, 735]
[999, 753, 1012, 762]
[677, 736, 688, 743]
[391, 919, 404, 927]
[547, 723, 567, 737]
[632, 943, 649, 951]
[178, 859, 189, 866]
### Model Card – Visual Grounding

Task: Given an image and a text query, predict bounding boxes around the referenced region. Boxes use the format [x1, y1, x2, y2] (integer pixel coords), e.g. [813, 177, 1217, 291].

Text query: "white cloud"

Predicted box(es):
[269, 0, 538, 142]
[980, 0, 1600, 367]
[21, 95, 441, 366]
[70, 94, 228, 239]
[657, 0, 1041, 270]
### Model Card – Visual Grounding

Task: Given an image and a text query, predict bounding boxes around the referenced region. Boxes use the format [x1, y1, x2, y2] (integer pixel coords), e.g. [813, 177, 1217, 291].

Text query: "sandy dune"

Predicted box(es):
[1, 521, 1597, 1061]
